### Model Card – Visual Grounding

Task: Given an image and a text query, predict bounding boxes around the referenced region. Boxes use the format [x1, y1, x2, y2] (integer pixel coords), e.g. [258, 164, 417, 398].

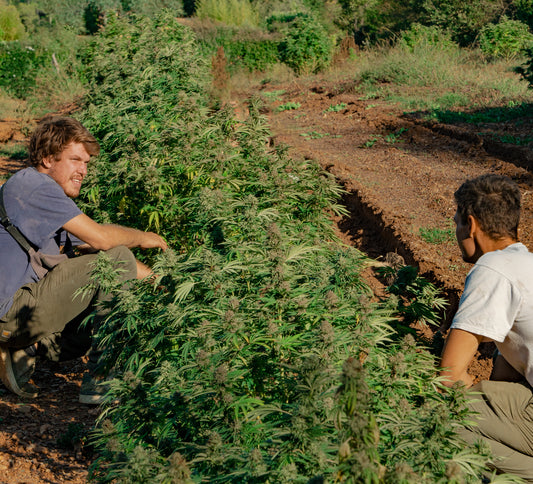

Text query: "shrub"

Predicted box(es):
[510, 0, 533, 30]
[359, 38, 465, 89]
[195, 0, 259, 27]
[399, 23, 455, 51]
[77, 12, 491, 483]
[419, 0, 504, 46]
[0, 41, 45, 98]
[120, 0, 184, 17]
[274, 13, 333, 74]
[0, 3, 26, 41]
[479, 17, 533, 60]
[200, 25, 280, 72]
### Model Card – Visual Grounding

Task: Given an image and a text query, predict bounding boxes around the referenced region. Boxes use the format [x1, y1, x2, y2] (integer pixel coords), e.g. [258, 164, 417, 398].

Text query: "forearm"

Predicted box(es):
[439, 367, 473, 388]
[97, 224, 156, 250]
[439, 329, 483, 388]
[64, 214, 168, 252]
[136, 259, 154, 280]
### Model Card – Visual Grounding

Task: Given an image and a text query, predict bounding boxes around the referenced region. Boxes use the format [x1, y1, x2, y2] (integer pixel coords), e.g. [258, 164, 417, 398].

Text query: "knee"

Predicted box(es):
[105, 246, 137, 281]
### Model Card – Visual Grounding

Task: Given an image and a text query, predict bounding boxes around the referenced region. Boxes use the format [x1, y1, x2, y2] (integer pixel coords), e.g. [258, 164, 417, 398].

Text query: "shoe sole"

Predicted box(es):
[0, 345, 38, 398]
[79, 393, 105, 405]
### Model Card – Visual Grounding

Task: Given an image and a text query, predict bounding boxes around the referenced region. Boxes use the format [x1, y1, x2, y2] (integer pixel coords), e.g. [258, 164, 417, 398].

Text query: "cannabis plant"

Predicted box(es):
[77, 12, 496, 483]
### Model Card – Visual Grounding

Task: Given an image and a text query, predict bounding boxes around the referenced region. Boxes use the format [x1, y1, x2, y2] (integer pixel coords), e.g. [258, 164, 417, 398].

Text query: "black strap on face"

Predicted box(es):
[0, 184, 36, 254]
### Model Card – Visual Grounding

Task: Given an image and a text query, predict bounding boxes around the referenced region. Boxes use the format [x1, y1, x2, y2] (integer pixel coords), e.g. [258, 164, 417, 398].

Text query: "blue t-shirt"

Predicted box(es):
[0, 167, 82, 318]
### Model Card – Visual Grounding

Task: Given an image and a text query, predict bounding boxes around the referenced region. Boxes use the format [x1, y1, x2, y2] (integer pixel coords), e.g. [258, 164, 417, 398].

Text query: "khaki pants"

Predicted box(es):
[460, 380, 533, 482]
[0, 246, 136, 370]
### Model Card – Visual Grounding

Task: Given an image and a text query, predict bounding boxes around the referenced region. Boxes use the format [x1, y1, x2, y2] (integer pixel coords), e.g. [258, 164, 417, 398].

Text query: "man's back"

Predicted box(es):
[452, 242, 533, 385]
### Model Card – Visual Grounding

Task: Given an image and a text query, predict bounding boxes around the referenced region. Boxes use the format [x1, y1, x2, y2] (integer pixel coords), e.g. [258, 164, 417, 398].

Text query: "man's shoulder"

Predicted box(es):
[5, 167, 66, 199]
[474, 243, 533, 279]
[5, 167, 53, 190]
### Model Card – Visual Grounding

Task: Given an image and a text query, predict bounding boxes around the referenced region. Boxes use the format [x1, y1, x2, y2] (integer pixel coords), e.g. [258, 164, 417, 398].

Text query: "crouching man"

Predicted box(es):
[0, 116, 167, 404]
[441, 174, 533, 480]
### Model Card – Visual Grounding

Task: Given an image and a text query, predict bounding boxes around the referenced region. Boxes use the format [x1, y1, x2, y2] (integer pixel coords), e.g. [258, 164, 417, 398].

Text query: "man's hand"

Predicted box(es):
[137, 232, 168, 251]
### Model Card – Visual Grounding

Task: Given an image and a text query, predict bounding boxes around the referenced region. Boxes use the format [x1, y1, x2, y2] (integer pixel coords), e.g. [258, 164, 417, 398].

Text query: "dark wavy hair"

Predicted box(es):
[28, 116, 100, 167]
[454, 174, 521, 240]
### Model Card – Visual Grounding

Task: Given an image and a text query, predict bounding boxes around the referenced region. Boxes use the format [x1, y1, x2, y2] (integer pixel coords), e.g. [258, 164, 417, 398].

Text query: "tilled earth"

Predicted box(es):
[252, 77, 533, 385]
[2, 78, 533, 481]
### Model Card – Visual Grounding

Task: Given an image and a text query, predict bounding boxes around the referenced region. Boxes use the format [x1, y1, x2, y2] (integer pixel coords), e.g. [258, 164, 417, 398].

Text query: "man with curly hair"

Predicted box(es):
[441, 173, 533, 480]
[0, 116, 167, 404]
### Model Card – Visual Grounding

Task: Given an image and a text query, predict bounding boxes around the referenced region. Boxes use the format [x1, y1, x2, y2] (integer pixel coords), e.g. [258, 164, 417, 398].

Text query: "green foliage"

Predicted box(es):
[32, 0, 87, 30]
[325, 102, 347, 112]
[511, 0, 533, 30]
[273, 13, 333, 74]
[75, 11, 493, 483]
[419, 225, 454, 244]
[201, 26, 279, 72]
[0, 3, 26, 41]
[386, 265, 448, 328]
[120, 0, 184, 16]
[419, 0, 504, 46]
[359, 35, 466, 89]
[276, 101, 301, 112]
[78, 12, 208, 249]
[432, 102, 533, 124]
[384, 128, 407, 143]
[479, 17, 533, 60]
[0, 41, 45, 98]
[57, 422, 88, 449]
[336, 0, 419, 45]
[0, 142, 28, 160]
[196, 0, 258, 27]
[399, 22, 455, 51]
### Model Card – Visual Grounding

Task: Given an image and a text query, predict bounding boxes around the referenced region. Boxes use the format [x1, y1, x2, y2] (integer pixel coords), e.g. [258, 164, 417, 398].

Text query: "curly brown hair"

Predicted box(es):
[28, 116, 100, 167]
[454, 174, 521, 241]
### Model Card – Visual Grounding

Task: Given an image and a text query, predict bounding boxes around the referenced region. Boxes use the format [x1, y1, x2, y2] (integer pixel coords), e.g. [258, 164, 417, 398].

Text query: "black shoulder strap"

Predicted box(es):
[0, 183, 35, 254]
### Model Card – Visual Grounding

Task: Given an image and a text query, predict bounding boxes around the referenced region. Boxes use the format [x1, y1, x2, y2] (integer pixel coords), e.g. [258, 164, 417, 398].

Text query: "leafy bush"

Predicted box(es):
[75, 12, 494, 483]
[198, 25, 280, 72]
[419, 0, 504, 46]
[0, 3, 26, 40]
[0, 41, 45, 98]
[479, 17, 533, 60]
[120, 0, 184, 16]
[272, 13, 333, 74]
[517, 46, 533, 86]
[510, 0, 533, 30]
[399, 23, 455, 51]
[195, 0, 259, 27]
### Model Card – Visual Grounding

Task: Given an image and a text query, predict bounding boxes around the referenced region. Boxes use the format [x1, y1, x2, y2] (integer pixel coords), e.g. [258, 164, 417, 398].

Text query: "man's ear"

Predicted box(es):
[41, 155, 54, 170]
[467, 214, 479, 238]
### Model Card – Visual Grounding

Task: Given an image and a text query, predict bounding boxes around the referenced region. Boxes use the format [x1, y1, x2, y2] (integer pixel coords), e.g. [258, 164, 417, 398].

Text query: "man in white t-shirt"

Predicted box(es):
[441, 174, 533, 480]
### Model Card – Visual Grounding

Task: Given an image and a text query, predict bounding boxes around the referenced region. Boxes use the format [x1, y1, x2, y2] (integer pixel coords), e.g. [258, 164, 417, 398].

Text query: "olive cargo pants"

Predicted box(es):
[460, 380, 533, 482]
[0, 246, 136, 369]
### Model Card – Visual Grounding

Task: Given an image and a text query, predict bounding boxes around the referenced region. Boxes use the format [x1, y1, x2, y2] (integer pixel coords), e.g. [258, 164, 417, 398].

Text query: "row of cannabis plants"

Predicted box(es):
[76, 13, 495, 483]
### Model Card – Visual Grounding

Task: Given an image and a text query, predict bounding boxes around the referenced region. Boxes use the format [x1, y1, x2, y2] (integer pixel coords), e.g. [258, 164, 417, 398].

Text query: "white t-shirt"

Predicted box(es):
[451, 242, 533, 386]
